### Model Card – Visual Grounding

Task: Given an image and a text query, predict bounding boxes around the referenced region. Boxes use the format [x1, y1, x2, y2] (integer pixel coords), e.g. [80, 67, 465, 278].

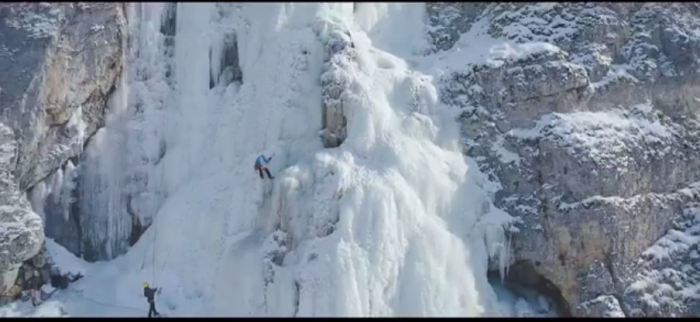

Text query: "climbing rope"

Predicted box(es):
[261, 107, 272, 150]
[137, 207, 159, 285]
[159, 205, 187, 271]
[152, 214, 157, 282]
[139, 230, 150, 271]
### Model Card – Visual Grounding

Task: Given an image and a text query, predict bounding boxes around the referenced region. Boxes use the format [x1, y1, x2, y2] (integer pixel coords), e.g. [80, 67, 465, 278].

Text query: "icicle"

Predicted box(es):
[51, 168, 64, 204]
[498, 241, 506, 284]
[503, 228, 513, 279]
[29, 181, 48, 224]
[63, 160, 76, 185]
[209, 33, 223, 88]
[61, 160, 77, 222]
[481, 221, 509, 283]
[66, 104, 86, 144]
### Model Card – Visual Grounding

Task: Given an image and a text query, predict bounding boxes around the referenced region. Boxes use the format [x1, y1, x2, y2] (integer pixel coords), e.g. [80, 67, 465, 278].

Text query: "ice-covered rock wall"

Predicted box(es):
[0, 2, 123, 297]
[24, 3, 175, 262]
[69, 3, 174, 261]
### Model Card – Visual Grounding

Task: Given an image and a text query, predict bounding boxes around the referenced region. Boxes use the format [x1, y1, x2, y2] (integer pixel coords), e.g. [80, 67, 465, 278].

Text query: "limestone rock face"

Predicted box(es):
[0, 2, 124, 293]
[0, 124, 43, 300]
[0, 3, 124, 191]
[428, 2, 700, 317]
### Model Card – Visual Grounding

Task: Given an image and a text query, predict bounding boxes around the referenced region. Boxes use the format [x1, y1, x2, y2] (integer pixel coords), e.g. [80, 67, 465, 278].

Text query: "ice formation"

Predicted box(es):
[4, 3, 546, 317]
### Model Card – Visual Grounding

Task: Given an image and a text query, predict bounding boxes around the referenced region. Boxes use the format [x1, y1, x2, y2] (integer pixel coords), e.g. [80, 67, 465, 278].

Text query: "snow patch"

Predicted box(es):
[508, 108, 677, 168]
[487, 42, 562, 66]
[4, 5, 63, 39]
[643, 204, 700, 263]
[491, 136, 521, 165]
[45, 238, 87, 276]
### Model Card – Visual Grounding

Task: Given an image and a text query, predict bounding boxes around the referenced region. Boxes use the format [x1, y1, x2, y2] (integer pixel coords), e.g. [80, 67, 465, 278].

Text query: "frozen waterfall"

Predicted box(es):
[17, 3, 542, 317]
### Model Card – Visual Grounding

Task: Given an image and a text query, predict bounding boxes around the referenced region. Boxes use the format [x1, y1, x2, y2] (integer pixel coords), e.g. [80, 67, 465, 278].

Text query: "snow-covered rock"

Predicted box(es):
[0, 124, 43, 300]
[621, 201, 700, 317]
[432, 2, 700, 317]
[577, 295, 626, 318]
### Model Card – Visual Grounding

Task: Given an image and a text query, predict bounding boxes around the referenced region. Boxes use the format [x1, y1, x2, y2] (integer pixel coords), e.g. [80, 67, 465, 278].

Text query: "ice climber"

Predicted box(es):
[30, 270, 43, 306]
[143, 283, 160, 318]
[254, 154, 274, 179]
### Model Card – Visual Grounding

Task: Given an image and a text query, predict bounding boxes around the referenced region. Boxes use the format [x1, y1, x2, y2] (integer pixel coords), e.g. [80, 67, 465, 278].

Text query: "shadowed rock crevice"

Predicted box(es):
[127, 195, 147, 247]
[209, 32, 243, 89]
[498, 260, 570, 317]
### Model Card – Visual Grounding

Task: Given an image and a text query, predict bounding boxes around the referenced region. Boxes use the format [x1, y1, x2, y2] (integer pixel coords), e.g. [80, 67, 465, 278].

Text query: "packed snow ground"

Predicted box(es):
[3, 3, 555, 317]
[0, 239, 552, 317]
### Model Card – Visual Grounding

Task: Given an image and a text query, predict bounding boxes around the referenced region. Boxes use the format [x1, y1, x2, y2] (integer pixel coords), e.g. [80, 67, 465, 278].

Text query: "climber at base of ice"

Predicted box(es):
[254, 154, 274, 180]
[29, 270, 43, 307]
[143, 283, 161, 318]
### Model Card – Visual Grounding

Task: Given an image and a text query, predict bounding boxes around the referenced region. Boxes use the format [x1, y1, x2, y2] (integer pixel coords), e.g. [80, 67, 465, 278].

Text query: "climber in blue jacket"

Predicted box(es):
[254, 154, 274, 180]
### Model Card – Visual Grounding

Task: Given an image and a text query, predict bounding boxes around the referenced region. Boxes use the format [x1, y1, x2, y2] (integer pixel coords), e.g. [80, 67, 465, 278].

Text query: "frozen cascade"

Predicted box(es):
[14, 3, 554, 317]
[30, 3, 174, 261]
[73, 3, 173, 261]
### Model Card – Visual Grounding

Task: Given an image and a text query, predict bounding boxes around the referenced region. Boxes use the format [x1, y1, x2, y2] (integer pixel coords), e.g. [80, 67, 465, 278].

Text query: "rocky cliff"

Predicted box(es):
[0, 2, 124, 299]
[428, 2, 700, 317]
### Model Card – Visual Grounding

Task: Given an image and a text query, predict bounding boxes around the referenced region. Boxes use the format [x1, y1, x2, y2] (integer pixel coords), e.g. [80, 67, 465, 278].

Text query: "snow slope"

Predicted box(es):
[2, 3, 543, 317]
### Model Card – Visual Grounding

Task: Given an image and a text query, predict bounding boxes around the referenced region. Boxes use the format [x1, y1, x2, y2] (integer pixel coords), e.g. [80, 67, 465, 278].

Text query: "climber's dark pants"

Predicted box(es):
[30, 289, 41, 306]
[258, 167, 273, 179]
[148, 301, 159, 318]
